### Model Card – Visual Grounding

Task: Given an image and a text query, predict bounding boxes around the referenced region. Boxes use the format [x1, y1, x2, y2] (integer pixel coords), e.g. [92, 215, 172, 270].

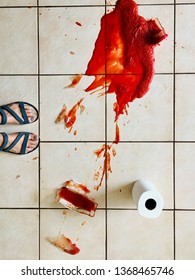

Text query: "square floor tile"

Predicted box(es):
[107, 143, 173, 209]
[40, 75, 105, 141]
[0, 149, 39, 207]
[107, 75, 173, 141]
[138, 5, 173, 74]
[106, 3, 173, 74]
[40, 143, 105, 208]
[39, 0, 105, 6]
[176, 211, 195, 259]
[176, 0, 195, 3]
[40, 209, 105, 259]
[39, 0, 105, 5]
[39, 7, 105, 74]
[176, 5, 195, 72]
[107, 210, 174, 260]
[0, 8, 37, 74]
[0, 210, 39, 260]
[175, 75, 195, 141]
[175, 144, 195, 209]
[0, 0, 36, 6]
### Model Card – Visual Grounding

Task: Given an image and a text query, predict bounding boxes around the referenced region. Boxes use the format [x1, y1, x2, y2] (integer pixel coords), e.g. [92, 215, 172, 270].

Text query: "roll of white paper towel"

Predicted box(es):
[132, 180, 164, 218]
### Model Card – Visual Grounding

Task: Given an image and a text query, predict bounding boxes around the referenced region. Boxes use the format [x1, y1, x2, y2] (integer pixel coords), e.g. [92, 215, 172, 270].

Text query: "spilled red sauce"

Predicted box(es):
[94, 144, 113, 190]
[49, 234, 80, 255]
[76, 21, 82, 27]
[57, 180, 98, 216]
[85, 0, 167, 121]
[67, 74, 83, 88]
[114, 122, 120, 144]
[56, 98, 84, 132]
[56, 0, 167, 190]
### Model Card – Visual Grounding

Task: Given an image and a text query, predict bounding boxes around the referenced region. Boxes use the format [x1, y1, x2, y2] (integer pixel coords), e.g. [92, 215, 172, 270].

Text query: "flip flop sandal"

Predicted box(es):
[0, 101, 39, 125]
[0, 132, 40, 155]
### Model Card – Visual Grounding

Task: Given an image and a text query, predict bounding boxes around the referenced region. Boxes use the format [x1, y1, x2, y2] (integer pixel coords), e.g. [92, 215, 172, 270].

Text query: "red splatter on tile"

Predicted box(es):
[49, 234, 80, 255]
[94, 144, 114, 190]
[56, 98, 84, 132]
[66, 74, 83, 88]
[76, 21, 82, 27]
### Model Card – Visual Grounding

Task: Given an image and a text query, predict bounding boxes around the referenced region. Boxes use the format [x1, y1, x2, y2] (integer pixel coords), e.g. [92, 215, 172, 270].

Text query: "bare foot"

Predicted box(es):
[0, 103, 38, 124]
[0, 133, 39, 154]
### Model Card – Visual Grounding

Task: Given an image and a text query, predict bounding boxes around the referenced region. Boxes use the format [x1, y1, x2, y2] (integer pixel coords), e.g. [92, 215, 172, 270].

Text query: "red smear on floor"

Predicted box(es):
[56, 98, 84, 132]
[49, 234, 80, 255]
[67, 74, 82, 88]
[94, 144, 113, 191]
[76, 21, 82, 27]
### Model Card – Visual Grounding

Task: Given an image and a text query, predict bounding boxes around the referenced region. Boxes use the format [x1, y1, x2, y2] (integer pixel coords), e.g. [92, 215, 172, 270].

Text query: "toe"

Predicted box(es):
[25, 106, 37, 123]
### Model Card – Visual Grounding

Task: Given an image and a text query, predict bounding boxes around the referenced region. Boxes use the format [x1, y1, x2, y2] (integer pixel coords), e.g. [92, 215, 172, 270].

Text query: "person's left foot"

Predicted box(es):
[0, 133, 39, 154]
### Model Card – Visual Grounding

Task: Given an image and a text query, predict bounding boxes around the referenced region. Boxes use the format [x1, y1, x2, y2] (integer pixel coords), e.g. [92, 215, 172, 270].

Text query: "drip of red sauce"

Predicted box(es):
[94, 144, 113, 190]
[114, 122, 120, 144]
[85, 0, 167, 121]
[67, 74, 82, 88]
[50, 234, 80, 255]
[57, 187, 97, 214]
[76, 21, 82, 27]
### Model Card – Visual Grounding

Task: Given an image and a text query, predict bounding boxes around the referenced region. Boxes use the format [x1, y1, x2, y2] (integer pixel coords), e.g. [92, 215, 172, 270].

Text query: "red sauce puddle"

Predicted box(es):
[57, 180, 98, 217]
[49, 234, 80, 255]
[85, 0, 167, 121]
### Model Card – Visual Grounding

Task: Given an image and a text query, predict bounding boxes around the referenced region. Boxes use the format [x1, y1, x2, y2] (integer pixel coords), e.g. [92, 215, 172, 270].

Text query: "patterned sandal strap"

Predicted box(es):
[3, 132, 29, 154]
[0, 102, 29, 124]
[0, 108, 8, 124]
[0, 133, 8, 150]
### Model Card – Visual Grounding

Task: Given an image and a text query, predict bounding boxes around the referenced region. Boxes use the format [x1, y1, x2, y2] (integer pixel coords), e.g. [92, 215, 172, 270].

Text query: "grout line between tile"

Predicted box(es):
[37, 0, 41, 261]
[1, 72, 195, 76]
[40, 140, 190, 143]
[105, 0, 108, 261]
[1, 3, 195, 9]
[1, 207, 195, 211]
[173, 0, 176, 260]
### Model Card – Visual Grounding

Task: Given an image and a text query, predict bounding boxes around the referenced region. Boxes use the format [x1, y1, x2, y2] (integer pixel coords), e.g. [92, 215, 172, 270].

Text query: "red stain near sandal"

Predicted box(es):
[56, 98, 84, 132]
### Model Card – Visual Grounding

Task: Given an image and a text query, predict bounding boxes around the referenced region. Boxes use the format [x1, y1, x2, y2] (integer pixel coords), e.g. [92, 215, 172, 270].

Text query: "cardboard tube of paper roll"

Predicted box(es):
[132, 180, 164, 218]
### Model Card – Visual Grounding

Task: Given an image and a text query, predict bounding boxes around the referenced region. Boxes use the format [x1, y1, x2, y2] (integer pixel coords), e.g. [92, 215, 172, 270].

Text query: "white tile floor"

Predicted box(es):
[0, 0, 195, 260]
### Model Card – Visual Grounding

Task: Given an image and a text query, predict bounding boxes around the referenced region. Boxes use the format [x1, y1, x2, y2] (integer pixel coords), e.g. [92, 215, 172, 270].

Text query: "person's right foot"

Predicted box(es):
[0, 102, 38, 124]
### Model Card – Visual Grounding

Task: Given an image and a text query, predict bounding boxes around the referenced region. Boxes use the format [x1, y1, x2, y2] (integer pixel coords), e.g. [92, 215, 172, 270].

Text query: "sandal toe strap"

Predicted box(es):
[0, 108, 8, 124]
[0, 133, 8, 150]
[3, 132, 29, 154]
